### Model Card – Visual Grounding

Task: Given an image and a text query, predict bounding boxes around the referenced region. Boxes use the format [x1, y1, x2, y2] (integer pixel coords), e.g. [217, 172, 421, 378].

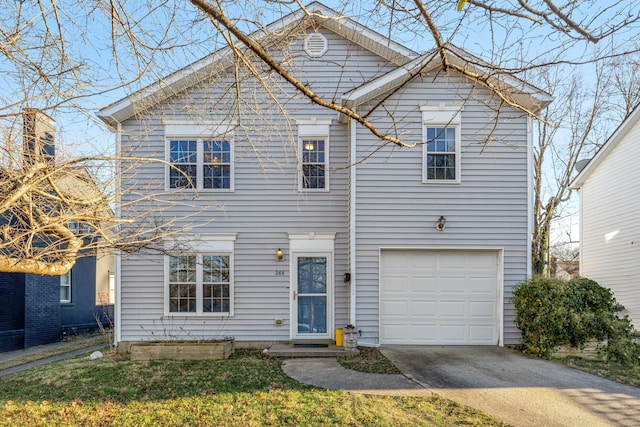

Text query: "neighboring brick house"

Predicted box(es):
[0, 110, 114, 353]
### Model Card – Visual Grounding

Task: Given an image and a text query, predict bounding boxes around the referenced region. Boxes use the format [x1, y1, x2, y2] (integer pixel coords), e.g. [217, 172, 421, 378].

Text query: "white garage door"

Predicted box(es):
[380, 250, 499, 345]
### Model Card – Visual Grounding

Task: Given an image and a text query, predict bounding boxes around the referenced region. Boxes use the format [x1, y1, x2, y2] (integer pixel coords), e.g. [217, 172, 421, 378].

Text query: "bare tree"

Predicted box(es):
[2, 1, 640, 274]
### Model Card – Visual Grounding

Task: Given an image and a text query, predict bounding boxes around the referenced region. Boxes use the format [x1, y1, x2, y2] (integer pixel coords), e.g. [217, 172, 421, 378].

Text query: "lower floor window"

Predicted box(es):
[60, 271, 71, 303]
[168, 254, 231, 314]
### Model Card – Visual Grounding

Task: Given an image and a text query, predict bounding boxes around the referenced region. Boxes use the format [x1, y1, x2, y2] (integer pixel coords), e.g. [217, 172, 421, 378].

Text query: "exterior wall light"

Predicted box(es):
[276, 248, 283, 261]
[436, 216, 446, 231]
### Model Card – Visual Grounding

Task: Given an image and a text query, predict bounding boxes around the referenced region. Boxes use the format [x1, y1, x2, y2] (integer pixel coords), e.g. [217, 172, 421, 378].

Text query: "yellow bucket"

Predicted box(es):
[335, 328, 343, 347]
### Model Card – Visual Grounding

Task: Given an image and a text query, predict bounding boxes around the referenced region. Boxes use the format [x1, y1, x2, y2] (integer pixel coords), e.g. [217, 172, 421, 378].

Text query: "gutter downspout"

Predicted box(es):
[349, 115, 357, 326]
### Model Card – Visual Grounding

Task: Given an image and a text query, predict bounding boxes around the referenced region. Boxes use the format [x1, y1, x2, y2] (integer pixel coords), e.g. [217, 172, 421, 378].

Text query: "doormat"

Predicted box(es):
[293, 343, 329, 348]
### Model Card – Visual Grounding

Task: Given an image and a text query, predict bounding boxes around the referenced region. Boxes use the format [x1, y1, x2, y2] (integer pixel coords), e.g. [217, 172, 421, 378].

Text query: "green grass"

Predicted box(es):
[338, 347, 402, 374]
[554, 356, 640, 387]
[0, 349, 507, 426]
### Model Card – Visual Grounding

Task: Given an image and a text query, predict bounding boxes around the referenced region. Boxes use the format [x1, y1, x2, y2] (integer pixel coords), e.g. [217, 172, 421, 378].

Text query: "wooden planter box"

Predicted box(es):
[130, 340, 234, 361]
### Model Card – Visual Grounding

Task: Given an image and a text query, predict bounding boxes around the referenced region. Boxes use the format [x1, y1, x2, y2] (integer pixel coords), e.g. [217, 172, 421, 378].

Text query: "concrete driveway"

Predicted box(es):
[380, 346, 640, 427]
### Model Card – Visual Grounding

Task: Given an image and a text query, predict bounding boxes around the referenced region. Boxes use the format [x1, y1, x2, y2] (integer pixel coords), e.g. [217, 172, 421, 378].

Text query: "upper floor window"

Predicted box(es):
[421, 104, 462, 184]
[297, 118, 331, 191]
[60, 271, 71, 303]
[425, 127, 456, 180]
[168, 138, 233, 190]
[302, 138, 326, 189]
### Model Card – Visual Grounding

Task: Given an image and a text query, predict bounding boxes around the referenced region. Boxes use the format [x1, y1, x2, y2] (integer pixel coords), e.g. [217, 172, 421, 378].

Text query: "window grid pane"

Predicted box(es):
[302, 139, 326, 189]
[425, 127, 456, 180]
[169, 140, 197, 188]
[169, 255, 197, 312]
[202, 255, 230, 313]
[203, 140, 231, 189]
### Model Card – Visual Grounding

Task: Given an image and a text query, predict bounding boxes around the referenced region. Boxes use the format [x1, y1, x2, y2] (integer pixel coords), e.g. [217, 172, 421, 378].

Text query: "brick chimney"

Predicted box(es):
[22, 108, 55, 166]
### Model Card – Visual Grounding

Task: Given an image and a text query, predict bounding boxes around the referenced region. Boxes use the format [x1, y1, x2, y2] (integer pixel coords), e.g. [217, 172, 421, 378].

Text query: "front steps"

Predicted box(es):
[264, 343, 358, 358]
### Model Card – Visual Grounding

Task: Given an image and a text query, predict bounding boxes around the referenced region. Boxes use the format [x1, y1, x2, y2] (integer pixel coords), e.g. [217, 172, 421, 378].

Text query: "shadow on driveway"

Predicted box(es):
[380, 345, 640, 427]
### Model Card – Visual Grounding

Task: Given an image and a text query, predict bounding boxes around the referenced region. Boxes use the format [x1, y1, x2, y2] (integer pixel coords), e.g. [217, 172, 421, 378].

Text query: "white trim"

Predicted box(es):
[341, 47, 552, 114]
[60, 271, 71, 304]
[304, 32, 328, 58]
[115, 122, 122, 345]
[421, 104, 463, 183]
[288, 232, 336, 250]
[163, 119, 236, 138]
[165, 233, 237, 252]
[349, 117, 357, 326]
[422, 124, 462, 184]
[377, 246, 504, 346]
[420, 104, 463, 123]
[165, 136, 235, 192]
[164, 240, 236, 317]
[288, 232, 336, 340]
[526, 115, 533, 277]
[297, 120, 331, 192]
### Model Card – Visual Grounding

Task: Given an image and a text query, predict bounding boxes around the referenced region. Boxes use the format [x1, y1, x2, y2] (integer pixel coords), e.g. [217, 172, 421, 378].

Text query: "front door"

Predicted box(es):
[293, 255, 331, 340]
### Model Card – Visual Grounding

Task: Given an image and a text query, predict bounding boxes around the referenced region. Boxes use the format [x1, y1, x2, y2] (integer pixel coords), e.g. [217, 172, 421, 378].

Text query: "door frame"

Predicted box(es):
[288, 232, 335, 341]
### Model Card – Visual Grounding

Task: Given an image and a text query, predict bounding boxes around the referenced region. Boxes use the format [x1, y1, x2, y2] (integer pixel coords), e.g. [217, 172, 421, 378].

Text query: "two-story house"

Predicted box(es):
[98, 2, 551, 348]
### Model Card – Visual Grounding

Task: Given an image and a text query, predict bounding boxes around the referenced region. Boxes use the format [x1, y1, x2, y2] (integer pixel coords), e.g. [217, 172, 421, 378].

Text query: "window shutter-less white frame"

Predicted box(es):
[421, 104, 463, 184]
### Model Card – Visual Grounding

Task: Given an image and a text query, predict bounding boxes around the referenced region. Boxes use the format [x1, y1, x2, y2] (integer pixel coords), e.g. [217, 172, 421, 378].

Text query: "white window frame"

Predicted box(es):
[164, 234, 236, 317]
[164, 121, 235, 192]
[297, 118, 331, 192]
[60, 271, 71, 303]
[421, 104, 463, 184]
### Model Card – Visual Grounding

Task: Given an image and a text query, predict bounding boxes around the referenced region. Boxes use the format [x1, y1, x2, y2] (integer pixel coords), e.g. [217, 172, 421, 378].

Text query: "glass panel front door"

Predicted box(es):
[297, 257, 327, 335]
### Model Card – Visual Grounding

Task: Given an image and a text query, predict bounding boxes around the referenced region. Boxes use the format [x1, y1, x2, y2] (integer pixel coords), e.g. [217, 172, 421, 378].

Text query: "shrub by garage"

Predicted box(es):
[513, 276, 639, 364]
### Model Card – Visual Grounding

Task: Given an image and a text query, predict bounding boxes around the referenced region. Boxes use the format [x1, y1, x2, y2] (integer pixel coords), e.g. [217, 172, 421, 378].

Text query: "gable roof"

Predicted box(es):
[341, 44, 552, 116]
[571, 102, 640, 188]
[97, 2, 418, 127]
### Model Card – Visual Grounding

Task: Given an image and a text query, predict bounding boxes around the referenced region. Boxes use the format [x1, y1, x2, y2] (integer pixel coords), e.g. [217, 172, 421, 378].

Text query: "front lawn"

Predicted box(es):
[0, 349, 507, 426]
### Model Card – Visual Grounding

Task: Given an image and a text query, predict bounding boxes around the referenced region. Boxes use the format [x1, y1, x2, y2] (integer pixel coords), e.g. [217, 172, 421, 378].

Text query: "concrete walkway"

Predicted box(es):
[282, 357, 432, 396]
[283, 346, 640, 427]
[0, 335, 108, 377]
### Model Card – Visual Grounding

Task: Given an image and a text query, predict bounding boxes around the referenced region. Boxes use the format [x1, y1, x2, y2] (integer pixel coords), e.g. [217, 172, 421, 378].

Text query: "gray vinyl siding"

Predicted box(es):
[353, 71, 530, 345]
[118, 28, 396, 342]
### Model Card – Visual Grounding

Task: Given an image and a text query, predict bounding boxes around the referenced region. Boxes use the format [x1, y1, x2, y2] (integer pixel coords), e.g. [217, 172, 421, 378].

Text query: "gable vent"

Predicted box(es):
[304, 32, 328, 58]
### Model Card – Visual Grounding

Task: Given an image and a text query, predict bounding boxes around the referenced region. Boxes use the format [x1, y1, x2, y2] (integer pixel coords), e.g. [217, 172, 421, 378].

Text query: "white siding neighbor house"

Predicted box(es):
[98, 2, 551, 347]
[572, 104, 640, 328]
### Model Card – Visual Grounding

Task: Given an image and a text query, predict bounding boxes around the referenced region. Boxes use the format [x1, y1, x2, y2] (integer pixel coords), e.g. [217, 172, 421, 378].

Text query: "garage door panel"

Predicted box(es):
[439, 301, 466, 317]
[381, 324, 409, 341]
[470, 252, 498, 267]
[469, 301, 495, 317]
[410, 301, 437, 316]
[381, 250, 499, 345]
[410, 276, 438, 292]
[469, 325, 496, 342]
[409, 325, 439, 341]
[440, 325, 466, 341]
[381, 300, 408, 316]
[408, 252, 437, 268]
[439, 277, 469, 292]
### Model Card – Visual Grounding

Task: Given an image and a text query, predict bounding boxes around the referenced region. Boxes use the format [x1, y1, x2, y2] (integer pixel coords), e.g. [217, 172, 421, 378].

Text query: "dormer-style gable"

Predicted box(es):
[98, 2, 418, 127]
